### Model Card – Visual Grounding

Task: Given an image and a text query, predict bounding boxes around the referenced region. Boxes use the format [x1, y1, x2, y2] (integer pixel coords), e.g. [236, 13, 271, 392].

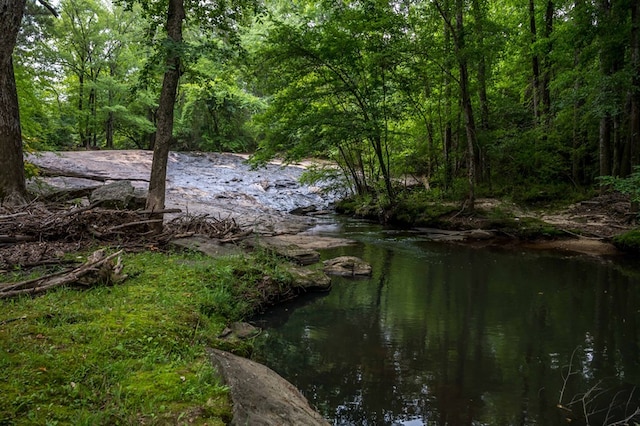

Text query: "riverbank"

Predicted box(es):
[0, 243, 336, 425]
[2, 150, 637, 424]
[1, 150, 352, 424]
[337, 192, 639, 257]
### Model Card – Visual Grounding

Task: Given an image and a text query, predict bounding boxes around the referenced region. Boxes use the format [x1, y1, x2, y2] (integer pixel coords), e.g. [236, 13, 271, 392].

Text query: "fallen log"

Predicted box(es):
[0, 249, 126, 299]
[36, 166, 110, 182]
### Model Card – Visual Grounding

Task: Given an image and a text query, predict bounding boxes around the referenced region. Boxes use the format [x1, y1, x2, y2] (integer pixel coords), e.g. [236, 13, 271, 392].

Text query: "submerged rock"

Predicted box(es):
[208, 348, 330, 426]
[323, 256, 372, 277]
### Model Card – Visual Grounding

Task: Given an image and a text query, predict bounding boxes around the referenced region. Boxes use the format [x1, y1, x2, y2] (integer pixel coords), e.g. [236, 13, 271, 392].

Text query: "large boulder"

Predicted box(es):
[323, 256, 372, 277]
[89, 181, 136, 209]
[208, 348, 330, 426]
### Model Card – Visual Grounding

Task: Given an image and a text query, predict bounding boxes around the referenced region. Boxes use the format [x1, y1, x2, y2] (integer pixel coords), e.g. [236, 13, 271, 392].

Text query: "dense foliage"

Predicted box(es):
[13, 0, 640, 203]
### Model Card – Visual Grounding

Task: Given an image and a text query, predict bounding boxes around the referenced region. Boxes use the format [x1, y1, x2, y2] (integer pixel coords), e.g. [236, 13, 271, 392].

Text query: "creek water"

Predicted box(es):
[252, 218, 640, 425]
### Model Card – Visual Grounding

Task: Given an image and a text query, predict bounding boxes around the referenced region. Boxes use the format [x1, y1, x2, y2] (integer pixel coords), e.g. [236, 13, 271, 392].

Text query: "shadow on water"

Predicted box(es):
[253, 218, 640, 426]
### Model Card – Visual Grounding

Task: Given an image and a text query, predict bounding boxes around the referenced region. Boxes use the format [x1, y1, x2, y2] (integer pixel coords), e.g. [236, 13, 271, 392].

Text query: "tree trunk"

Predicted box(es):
[529, 0, 541, 123]
[0, 0, 28, 205]
[598, 0, 622, 177]
[472, 0, 490, 185]
[456, 0, 476, 209]
[105, 112, 114, 148]
[371, 134, 393, 201]
[472, 0, 489, 131]
[541, 0, 554, 122]
[572, 49, 585, 185]
[443, 18, 453, 191]
[145, 0, 185, 230]
[599, 115, 612, 177]
[630, 0, 640, 169]
[146, 108, 156, 150]
[89, 86, 97, 148]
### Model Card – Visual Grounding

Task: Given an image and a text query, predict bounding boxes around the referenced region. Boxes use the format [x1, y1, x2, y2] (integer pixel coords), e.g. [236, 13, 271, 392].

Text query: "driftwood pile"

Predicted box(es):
[0, 202, 250, 270]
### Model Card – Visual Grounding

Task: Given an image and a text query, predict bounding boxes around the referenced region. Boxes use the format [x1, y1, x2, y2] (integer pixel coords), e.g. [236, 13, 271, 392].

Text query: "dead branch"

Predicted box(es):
[136, 208, 182, 215]
[57, 202, 102, 219]
[0, 250, 125, 299]
[0, 203, 248, 269]
[0, 212, 28, 220]
[108, 219, 163, 231]
[220, 230, 253, 244]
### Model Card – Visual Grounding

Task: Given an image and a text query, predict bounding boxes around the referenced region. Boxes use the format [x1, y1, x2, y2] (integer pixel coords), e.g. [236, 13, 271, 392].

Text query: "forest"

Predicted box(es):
[2, 2, 640, 424]
[2, 0, 640, 208]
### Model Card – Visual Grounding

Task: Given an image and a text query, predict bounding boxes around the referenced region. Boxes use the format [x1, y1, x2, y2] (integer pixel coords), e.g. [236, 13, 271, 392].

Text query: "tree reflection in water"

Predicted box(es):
[252, 224, 640, 425]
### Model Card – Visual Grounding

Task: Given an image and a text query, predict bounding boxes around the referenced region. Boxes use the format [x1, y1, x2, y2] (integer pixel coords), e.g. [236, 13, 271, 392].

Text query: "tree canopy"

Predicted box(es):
[1, 0, 639, 206]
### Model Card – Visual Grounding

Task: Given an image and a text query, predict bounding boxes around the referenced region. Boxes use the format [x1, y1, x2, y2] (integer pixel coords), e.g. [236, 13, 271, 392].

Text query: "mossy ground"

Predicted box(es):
[0, 248, 295, 425]
[336, 187, 581, 239]
[612, 229, 640, 254]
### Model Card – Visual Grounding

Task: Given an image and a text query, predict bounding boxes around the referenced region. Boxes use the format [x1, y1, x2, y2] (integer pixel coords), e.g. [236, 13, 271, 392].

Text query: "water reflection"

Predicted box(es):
[253, 221, 640, 425]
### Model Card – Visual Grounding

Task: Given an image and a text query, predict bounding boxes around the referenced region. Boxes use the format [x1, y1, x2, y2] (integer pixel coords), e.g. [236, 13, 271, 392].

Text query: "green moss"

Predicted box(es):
[510, 217, 564, 239]
[0, 248, 295, 425]
[612, 229, 640, 254]
[389, 190, 458, 227]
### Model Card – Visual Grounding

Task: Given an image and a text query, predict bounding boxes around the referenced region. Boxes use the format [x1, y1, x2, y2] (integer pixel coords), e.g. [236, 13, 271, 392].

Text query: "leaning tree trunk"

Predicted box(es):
[145, 0, 185, 231]
[0, 0, 28, 205]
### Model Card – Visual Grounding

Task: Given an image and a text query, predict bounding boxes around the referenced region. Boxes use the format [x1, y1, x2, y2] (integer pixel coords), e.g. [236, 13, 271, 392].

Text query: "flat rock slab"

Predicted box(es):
[253, 237, 321, 265]
[265, 234, 356, 250]
[208, 348, 329, 426]
[27, 150, 340, 235]
[171, 236, 243, 257]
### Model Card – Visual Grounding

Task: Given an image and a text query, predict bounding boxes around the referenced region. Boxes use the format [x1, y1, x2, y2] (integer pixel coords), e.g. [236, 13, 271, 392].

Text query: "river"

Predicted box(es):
[253, 218, 640, 425]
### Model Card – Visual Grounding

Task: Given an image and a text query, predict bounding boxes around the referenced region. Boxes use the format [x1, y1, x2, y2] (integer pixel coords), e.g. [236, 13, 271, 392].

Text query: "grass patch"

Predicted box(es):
[612, 229, 640, 254]
[0, 248, 295, 425]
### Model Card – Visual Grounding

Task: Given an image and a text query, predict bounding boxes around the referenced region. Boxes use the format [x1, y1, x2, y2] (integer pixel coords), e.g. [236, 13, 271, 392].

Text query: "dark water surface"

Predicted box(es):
[253, 219, 640, 425]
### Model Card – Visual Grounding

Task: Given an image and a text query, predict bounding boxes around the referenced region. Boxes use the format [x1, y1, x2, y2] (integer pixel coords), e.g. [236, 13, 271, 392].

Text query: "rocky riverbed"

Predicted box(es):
[25, 150, 637, 257]
[27, 150, 342, 235]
